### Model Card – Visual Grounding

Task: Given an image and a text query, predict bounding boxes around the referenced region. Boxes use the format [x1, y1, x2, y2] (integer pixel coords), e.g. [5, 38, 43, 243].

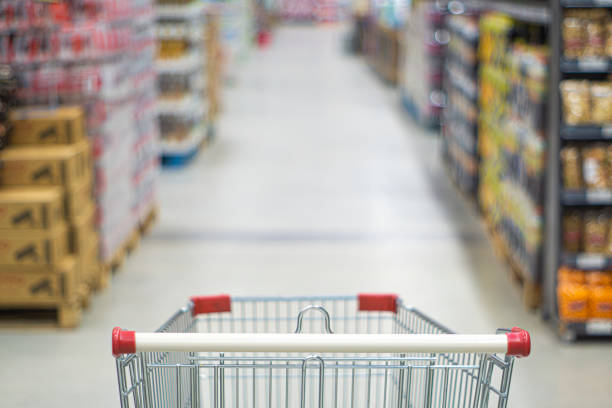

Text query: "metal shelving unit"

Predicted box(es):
[542, 0, 612, 339]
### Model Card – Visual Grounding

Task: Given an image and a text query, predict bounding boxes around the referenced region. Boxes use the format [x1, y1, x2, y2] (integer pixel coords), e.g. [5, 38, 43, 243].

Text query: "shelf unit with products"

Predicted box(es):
[543, 0, 612, 340]
[155, 0, 208, 166]
[441, 9, 481, 197]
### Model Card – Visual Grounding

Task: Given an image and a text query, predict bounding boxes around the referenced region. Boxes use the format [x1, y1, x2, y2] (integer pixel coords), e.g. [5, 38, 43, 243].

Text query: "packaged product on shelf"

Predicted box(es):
[562, 8, 610, 59]
[560, 80, 590, 125]
[590, 284, 612, 319]
[562, 13, 585, 59]
[584, 210, 608, 253]
[607, 21, 612, 57]
[561, 145, 583, 189]
[557, 268, 589, 321]
[563, 210, 583, 253]
[590, 82, 612, 124]
[581, 144, 608, 190]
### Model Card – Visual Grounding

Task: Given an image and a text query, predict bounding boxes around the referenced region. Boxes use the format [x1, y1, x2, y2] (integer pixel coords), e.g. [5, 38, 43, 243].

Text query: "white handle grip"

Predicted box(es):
[113, 329, 531, 357]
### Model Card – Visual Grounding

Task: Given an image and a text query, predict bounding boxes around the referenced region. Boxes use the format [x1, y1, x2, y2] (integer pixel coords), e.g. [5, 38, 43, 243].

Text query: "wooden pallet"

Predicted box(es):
[97, 206, 158, 284]
[139, 205, 158, 237]
[0, 302, 82, 328]
[487, 224, 541, 309]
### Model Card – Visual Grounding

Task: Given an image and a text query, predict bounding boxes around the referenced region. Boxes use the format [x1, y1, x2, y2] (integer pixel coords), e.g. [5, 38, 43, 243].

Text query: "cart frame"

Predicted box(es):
[113, 294, 530, 408]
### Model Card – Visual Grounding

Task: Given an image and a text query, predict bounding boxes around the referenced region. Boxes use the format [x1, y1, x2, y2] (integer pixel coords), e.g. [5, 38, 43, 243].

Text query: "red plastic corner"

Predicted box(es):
[190, 294, 231, 316]
[506, 327, 531, 357]
[358, 293, 398, 313]
[112, 327, 136, 356]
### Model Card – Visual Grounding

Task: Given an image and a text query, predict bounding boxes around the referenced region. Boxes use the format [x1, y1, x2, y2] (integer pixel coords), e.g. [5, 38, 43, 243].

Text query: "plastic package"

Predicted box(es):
[582, 144, 608, 190]
[584, 210, 608, 253]
[561, 80, 590, 125]
[563, 211, 583, 253]
[561, 145, 583, 189]
[590, 82, 612, 124]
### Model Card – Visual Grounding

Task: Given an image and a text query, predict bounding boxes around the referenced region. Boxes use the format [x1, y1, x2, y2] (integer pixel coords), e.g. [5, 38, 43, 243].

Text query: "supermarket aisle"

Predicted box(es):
[1, 25, 611, 407]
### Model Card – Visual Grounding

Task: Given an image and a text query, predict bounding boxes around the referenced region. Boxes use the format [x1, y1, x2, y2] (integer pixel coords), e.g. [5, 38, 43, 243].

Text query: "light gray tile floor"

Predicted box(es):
[1, 24, 611, 407]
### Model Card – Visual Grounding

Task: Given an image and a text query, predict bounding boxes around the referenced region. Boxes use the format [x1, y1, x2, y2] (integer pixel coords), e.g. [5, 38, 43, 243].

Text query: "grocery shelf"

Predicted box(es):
[161, 123, 206, 160]
[560, 125, 612, 140]
[157, 94, 206, 117]
[561, 321, 612, 341]
[561, 58, 612, 74]
[561, 0, 612, 7]
[562, 253, 612, 270]
[561, 190, 612, 205]
[155, 2, 206, 20]
[156, 52, 204, 74]
[464, 1, 550, 24]
[156, 24, 204, 41]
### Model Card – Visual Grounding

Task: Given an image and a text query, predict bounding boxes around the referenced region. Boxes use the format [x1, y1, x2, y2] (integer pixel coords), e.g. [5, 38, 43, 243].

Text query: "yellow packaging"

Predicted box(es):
[0, 256, 79, 305]
[0, 141, 89, 187]
[9, 106, 85, 145]
[0, 187, 64, 229]
[0, 222, 68, 265]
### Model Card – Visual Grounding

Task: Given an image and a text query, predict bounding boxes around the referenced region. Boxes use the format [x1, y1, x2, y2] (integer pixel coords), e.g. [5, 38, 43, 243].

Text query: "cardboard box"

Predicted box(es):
[0, 256, 79, 305]
[0, 141, 90, 187]
[79, 236, 99, 287]
[69, 203, 96, 253]
[0, 187, 64, 229]
[0, 222, 67, 265]
[9, 106, 85, 145]
[65, 176, 93, 219]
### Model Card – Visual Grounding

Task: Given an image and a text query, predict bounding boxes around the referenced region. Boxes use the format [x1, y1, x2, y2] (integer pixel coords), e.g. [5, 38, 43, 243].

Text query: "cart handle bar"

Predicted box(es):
[113, 327, 530, 357]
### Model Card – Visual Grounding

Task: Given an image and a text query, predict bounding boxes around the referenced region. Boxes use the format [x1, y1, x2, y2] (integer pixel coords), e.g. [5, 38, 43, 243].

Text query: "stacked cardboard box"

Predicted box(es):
[0, 106, 99, 327]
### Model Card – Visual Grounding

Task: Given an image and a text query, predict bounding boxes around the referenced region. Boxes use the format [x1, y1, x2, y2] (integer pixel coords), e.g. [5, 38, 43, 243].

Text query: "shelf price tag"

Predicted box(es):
[602, 126, 612, 138]
[577, 58, 608, 72]
[586, 320, 612, 335]
[595, 0, 612, 6]
[575, 254, 606, 270]
[585, 190, 612, 203]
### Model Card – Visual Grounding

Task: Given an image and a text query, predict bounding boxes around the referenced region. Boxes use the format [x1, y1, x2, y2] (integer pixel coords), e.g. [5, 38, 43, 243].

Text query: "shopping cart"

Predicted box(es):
[112, 294, 530, 408]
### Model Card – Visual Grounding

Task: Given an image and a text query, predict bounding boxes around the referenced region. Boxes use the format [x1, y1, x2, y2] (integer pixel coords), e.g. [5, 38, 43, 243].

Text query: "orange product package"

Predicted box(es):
[589, 285, 612, 319]
[557, 280, 590, 321]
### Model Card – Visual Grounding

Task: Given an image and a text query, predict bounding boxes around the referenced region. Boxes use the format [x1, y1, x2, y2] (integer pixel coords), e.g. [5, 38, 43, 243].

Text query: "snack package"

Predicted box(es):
[562, 15, 585, 58]
[561, 145, 583, 189]
[557, 280, 589, 321]
[561, 80, 590, 125]
[585, 19, 606, 57]
[606, 21, 612, 57]
[563, 210, 583, 253]
[591, 82, 612, 124]
[582, 144, 608, 189]
[584, 210, 608, 253]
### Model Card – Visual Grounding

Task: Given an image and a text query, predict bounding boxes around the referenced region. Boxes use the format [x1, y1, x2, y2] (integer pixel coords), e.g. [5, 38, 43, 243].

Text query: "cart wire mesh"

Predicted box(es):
[115, 295, 516, 408]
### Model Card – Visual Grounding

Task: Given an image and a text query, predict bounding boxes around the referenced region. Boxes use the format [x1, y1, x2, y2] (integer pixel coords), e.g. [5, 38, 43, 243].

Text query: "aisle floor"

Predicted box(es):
[1, 25, 611, 407]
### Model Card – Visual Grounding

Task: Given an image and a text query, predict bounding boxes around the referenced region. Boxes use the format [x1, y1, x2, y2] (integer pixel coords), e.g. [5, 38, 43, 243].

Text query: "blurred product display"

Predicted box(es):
[549, 3, 612, 340]
[155, 0, 209, 165]
[477, 13, 548, 310]
[350, 0, 612, 339]
[441, 12, 480, 195]
[400, 1, 447, 127]
[0, 0, 246, 327]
